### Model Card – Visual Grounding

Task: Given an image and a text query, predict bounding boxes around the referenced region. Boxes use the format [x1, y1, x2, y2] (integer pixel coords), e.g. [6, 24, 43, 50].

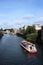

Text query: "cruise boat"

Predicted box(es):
[20, 40, 37, 54]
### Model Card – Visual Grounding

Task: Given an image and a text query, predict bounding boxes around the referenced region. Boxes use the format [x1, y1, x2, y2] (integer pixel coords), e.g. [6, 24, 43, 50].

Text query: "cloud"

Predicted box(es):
[15, 20, 23, 25]
[0, 15, 15, 20]
[37, 17, 43, 22]
[22, 14, 35, 19]
[39, 17, 43, 20]
[34, 17, 43, 25]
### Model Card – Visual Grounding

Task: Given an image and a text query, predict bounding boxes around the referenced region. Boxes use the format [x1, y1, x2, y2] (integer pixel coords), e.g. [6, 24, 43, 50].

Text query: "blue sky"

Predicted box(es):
[0, 0, 43, 29]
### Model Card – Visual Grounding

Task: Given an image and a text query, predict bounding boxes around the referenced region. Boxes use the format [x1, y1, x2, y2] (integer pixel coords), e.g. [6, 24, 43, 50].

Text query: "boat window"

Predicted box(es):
[30, 46, 32, 49]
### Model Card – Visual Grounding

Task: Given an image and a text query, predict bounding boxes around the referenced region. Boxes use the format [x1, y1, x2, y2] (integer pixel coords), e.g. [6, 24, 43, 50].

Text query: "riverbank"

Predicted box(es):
[0, 31, 3, 38]
[16, 32, 43, 49]
[16, 32, 37, 43]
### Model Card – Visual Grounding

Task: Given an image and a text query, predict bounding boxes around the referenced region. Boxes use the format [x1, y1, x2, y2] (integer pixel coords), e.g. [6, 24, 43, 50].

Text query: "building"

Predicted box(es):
[5, 30, 10, 34]
[34, 24, 41, 31]
[14, 29, 19, 34]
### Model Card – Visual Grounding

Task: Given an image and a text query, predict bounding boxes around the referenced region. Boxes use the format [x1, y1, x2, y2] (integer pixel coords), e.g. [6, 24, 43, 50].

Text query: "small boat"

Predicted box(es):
[20, 40, 37, 54]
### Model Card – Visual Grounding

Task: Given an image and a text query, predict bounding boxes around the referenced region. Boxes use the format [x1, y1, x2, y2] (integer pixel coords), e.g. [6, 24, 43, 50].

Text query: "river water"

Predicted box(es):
[0, 34, 43, 65]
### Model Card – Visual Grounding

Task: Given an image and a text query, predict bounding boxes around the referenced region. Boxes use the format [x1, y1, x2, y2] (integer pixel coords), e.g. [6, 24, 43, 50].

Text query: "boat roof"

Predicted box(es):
[22, 40, 35, 46]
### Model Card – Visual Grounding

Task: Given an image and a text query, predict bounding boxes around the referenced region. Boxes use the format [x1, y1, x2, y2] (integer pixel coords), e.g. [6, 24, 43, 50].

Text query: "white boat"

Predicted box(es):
[20, 40, 37, 54]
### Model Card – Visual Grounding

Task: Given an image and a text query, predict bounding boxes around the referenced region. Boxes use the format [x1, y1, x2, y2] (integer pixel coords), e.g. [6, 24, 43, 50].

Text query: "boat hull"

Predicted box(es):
[20, 44, 37, 54]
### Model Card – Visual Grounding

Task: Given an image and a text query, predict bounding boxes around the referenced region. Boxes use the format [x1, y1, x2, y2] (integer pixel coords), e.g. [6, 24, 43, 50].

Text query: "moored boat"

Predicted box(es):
[20, 40, 37, 54]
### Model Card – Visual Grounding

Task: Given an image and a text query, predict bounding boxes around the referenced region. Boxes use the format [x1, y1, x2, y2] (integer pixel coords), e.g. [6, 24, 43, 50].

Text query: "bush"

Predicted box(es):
[26, 33, 38, 43]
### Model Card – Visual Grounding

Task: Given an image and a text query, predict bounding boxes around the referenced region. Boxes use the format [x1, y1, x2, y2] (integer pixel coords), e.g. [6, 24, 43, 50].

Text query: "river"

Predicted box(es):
[0, 34, 43, 65]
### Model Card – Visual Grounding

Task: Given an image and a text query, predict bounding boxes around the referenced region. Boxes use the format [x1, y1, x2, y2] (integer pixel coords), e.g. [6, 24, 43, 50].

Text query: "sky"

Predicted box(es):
[0, 0, 43, 29]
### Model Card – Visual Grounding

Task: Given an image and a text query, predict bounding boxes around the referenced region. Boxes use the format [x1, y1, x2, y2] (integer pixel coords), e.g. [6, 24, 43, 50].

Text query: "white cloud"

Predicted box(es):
[15, 20, 23, 25]
[39, 17, 43, 20]
[22, 14, 35, 19]
[34, 17, 43, 25]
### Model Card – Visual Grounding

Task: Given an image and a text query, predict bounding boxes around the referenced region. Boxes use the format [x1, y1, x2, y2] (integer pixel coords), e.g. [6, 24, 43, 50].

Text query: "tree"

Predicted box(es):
[10, 28, 14, 32]
[24, 26, 36, 35]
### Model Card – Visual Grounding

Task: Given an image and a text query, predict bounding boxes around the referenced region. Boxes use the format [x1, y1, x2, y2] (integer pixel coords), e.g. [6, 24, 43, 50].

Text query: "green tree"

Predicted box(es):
[24, 26, 36, 35]
[26, 33, 38, 43]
